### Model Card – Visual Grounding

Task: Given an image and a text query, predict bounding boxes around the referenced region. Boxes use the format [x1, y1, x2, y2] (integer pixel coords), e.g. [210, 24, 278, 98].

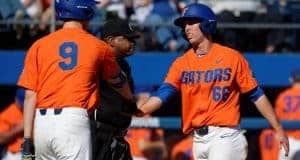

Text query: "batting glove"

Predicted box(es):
[22, 138, 35, 160]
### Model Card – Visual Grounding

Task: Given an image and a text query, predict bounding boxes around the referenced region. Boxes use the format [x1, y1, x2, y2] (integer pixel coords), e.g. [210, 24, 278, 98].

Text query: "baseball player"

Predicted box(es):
[17, 0, 135, 159]
[259, 129, 279, 160]
[91, 18, 141, 160]
[137, 3, 289, 160]
[274, 68, 300, 160]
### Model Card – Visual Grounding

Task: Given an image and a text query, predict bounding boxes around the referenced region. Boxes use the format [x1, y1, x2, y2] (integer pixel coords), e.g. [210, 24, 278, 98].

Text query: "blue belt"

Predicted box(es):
[195, 126, 209, 135]
[195, 125, 231, 135]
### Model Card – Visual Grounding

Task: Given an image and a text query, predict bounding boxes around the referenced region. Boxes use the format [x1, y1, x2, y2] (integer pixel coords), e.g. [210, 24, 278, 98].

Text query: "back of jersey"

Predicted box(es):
[275, 86, 300, 139]
[18, 27, 117, 110]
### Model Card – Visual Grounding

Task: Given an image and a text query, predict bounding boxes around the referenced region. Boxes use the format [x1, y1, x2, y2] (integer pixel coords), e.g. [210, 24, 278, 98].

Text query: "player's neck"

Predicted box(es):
[193, 40, 213, 56]
[63, 21, 84, 29]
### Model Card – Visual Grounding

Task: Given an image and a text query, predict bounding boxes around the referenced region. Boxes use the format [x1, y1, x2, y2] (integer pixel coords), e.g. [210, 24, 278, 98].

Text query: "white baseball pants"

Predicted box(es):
[34, 107, 91, 160]
[193, 126, 248, 160]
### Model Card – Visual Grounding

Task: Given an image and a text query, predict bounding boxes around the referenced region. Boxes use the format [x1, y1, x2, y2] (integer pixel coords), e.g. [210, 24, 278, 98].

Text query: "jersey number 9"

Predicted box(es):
[59, 42, 78, 70]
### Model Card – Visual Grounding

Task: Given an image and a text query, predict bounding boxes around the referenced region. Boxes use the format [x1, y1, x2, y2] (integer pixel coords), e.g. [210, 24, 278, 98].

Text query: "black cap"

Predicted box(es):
[102, 19, 140, 39]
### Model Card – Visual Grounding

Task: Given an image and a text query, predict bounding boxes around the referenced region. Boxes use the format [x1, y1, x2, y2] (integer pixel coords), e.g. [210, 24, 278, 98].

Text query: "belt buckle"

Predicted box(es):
[195, 126, 209, 135]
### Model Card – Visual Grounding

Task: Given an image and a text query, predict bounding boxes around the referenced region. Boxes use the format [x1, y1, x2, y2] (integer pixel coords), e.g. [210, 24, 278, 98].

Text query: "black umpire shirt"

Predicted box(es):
[96, 58, 134, 130]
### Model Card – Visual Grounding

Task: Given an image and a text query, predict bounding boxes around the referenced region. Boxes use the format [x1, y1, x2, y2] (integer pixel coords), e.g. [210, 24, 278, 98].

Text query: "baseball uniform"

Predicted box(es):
[18, 27, 120, 160]
[164, 43, 257, 160]
[275, 85, 300, 160]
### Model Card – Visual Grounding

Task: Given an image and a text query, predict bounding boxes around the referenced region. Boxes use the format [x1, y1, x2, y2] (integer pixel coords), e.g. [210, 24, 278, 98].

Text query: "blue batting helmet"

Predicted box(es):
[174, 3, 217, 34]
[55, 0, 98, 21]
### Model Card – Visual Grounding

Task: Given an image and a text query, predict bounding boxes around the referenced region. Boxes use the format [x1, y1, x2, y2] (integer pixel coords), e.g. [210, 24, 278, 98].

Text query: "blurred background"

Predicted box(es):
[1, 0, 300, 160]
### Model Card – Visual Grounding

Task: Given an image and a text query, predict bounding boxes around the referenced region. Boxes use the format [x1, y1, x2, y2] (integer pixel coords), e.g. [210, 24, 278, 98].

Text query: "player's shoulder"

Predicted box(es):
[215, 43, 242, 57]
[80, 32, 112, 50]
[278, 87, 295, 97]
[214, 43, 248, 64]
[78, 31, 104, 44]
[30, 32, 52, 46]
[30, 30, 62, 46]
[174, 48, 194, 62]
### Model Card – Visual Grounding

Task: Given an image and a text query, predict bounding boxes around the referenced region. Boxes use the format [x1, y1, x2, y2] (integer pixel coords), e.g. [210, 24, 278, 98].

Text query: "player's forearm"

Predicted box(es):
[138, 96, 162, 115]
[254, 95, 283, 131]
[23, 90, 37, 138]
[107, 71, 135, 101]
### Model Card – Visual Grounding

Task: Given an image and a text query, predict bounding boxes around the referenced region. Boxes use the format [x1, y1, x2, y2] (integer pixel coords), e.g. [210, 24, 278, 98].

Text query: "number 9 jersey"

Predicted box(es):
[18, 27, 120, 111]
[164, 43, 258, 134]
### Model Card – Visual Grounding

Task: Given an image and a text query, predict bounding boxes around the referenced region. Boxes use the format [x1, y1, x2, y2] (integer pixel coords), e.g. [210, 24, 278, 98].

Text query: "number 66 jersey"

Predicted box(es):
[164, 43, 258, 134]
[18, 27, 120, 111]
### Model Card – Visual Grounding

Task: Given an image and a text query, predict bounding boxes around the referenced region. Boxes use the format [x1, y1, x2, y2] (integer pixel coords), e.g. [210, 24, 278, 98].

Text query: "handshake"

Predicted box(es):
[124, 92, 152, 117]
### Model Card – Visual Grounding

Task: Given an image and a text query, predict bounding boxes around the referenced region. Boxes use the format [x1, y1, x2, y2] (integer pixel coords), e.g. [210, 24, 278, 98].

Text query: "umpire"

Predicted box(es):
[91, 18, 140, 160]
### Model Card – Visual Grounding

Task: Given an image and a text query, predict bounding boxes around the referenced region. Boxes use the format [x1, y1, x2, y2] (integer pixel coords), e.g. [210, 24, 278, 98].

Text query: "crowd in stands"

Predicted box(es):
[1, 0, 300, 53]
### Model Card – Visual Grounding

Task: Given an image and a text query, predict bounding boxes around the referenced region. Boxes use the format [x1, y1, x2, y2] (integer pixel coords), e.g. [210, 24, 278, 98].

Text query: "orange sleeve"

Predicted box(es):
[100, 46, 120, 80]
[17, 42, 39, 91]
[235, 54, 258, 93]
[164, 59, 182, 89]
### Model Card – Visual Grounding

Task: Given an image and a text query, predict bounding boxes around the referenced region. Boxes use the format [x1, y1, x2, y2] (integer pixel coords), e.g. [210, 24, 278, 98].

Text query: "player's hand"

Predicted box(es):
[124, 101, 145, 117]
[276, 129, 289, 157]
[22, 138, 35, 160]
[136, 92, 151, 107]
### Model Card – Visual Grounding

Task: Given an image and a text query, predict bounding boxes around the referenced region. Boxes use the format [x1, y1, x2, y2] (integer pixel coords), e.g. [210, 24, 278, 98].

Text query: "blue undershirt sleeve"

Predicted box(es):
[152, 83, 179, 104]
[247, 86, 264, 102]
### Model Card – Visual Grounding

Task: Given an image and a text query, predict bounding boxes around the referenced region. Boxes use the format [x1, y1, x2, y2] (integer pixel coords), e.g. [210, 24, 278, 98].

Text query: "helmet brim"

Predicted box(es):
[174, 17, 202, 27]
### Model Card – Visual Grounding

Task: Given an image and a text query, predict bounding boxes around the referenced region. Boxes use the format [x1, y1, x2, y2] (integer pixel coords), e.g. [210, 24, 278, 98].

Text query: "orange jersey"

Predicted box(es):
[165, 43, 258, 133]
[125, 128, 164, 157]
[275, 86, 300, 139]
[259, 129, 279, 160]
[171, 135, 194, 160]
[0, 102, 23, 153]
[18, 28, 119, 111]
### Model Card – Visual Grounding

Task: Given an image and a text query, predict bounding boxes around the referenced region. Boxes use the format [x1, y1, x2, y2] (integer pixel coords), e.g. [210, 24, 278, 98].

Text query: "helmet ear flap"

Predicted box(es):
[200, 20, 217, 34]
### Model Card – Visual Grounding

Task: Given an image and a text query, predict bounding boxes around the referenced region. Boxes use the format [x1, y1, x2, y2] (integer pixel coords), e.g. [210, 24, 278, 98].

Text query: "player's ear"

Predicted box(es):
[104, 36, 115, 46]
[104, 36, 113, 42]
